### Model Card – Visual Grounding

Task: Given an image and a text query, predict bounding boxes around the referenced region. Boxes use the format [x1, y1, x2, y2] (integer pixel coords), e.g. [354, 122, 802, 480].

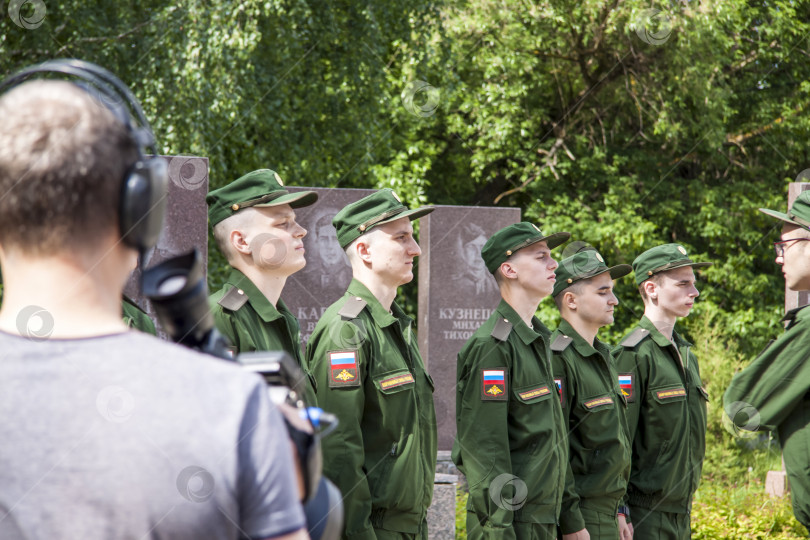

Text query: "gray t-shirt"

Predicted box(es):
[0, 330, 305, 539]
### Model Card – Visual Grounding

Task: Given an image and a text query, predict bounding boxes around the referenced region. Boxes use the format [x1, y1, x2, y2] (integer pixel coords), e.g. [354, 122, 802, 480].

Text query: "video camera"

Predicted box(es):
[143, 249, 343, 540]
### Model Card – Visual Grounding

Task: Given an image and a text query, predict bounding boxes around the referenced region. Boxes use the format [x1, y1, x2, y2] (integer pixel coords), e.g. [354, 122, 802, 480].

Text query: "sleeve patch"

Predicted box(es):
[618, 373, 635, 403]
[379, 372, 414, 390]
[584, 396, 614, 409]
[554, 377, 565, 407]
[328, 350, 361, 388]
[518, 386, 550, 400]
[656, 388, 686, 400]
[481, 368, 508, 401]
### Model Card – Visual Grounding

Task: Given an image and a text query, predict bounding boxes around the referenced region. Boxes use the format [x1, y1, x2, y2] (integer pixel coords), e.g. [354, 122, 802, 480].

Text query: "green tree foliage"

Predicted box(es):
[2, 0, 809, 352]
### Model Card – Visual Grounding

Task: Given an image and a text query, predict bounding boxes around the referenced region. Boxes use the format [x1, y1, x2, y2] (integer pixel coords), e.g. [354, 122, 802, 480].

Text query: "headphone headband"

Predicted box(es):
[0, 58, 169, 256]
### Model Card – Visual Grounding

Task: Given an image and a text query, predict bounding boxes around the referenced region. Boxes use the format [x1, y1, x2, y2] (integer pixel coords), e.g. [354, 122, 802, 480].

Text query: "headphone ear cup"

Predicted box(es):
[120, 157, 168, 252]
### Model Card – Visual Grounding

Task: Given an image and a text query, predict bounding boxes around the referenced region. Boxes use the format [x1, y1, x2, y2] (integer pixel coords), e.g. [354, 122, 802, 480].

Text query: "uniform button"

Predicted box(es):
[356, 297, 362, 301]
[232, 204, 240, 211]
[237, 289, 244, 295]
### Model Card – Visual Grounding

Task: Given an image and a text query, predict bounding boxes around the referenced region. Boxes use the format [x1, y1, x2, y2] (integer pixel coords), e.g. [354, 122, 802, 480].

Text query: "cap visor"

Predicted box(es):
[759, 207, 804, 227]
[663, 261, 713, 272]
[255, 191, 319, 209]
[542, 232, 571, 250]
[608, 264, 633, 280]
[378, 206, 435, 226]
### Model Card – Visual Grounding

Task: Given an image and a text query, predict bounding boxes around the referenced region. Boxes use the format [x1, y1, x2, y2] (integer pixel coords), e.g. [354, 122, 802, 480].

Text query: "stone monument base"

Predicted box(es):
[765, 470, 788, 498]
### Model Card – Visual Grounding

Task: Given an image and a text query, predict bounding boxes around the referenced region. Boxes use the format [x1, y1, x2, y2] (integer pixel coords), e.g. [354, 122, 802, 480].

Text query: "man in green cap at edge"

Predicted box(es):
[724, 190, 810, 533]
[305, 188, 437, 540]
[550, 247, 632, 540]
[207, 169, 318, 384]
[613, 243, 712, 539]
[451, 221, 570, 540]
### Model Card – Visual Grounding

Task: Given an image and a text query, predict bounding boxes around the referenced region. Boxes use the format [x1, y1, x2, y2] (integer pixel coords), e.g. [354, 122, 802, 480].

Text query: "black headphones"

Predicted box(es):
[0, 59, 169, 255]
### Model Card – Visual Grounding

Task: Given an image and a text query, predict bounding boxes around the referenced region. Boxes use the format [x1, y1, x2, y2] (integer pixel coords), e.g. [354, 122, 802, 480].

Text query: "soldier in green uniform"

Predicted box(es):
[550, 248, 632, 540]
[451, 222, 570, 540]
[122, 295, 156, 335]
[614, 244, 711, 540]
[305, 189, 437, 540]
[206, 169, 317, 373]
[724, 191, 810, 533]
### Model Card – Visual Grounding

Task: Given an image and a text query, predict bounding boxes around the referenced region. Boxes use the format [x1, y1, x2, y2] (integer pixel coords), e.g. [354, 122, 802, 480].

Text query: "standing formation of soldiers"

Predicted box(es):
[190, 169, 810, 539]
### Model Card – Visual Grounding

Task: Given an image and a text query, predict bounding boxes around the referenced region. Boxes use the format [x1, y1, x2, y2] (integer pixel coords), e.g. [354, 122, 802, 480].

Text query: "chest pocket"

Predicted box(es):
[651, 384, 687, 404]
[374, 369, 415, 394]
[581, 394, 615, 412]
[513, 383, 553, 404]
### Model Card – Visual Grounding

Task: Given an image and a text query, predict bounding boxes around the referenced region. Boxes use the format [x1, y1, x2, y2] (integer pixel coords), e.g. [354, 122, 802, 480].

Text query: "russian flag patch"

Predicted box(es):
[619, 373, 634, 403]
[329, 350, 360, 388]
[481, 368, 508, 401]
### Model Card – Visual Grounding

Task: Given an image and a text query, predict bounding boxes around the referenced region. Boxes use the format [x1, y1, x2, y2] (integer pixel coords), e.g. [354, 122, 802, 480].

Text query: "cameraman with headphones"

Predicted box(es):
[0, 62, 308, 539]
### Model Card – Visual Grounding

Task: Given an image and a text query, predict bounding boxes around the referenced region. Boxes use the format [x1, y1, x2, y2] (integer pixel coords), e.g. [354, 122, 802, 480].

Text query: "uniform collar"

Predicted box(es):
[496, 299, 548, 345]
[346, 278, 411, 328]
[639, 315, 691, 349]
[556, 318, 610, 359]
[226, 268, 288, 323]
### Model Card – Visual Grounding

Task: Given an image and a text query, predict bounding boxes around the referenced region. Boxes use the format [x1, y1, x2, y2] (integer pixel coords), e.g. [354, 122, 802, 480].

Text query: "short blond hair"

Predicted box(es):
[0, 81, 138, 254]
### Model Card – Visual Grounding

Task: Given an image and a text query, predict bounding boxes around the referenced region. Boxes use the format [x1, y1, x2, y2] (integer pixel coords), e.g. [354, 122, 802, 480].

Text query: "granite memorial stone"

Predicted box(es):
[125, 155, 209, 336]
[283, 187, 376, 350]
[417, 205, 521, 450]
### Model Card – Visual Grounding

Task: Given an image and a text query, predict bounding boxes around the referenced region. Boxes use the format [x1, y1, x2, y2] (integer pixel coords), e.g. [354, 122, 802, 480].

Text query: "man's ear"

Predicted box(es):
[355, 238, 373, 263]
[229, 228, 251, 256]
[499, 261, 517, 280]
[643, 279, 657, 300]
[564, 290, 577, 311]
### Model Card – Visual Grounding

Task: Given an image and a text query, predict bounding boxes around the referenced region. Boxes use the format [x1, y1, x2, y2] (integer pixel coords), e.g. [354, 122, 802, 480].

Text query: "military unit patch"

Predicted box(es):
[554, 377, 565, 407]
[518, 386, 550, 401]
[329, 350, 360, 387]
[584, 396, 614, 409]
[481, 368, 508, 401]
[379, 372, 414, 390]
[618, 373, 635, 403]
[656, 387, 686, 400]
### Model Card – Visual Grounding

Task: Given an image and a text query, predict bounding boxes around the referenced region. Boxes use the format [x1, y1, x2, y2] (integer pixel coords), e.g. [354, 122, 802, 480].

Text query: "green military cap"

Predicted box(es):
[481, 222, 570, 275]
[632, 243, 712, 286]
[332, 188, 433, 249]
[206, 169, 318, 227]
[553, 248, 632, 297]
[759, 190, 810, 231]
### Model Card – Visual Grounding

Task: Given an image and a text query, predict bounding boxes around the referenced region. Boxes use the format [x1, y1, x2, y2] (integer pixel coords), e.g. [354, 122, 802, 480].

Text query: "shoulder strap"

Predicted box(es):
[338, 296, 367, 319]
[620, 328, 650, 348]
[490, 317, 512, 341]
[550, 334, 573, 352]
[218, 286, 248, 311]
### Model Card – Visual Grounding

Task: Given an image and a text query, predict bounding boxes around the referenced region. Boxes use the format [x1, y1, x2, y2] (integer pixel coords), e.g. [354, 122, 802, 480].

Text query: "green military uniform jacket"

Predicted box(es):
[724, 305, 810, 530]
[613, 316, 708, 514]
[209, 269, 311, 400]
[451, 299, 567, 539]
[305, 279, 437, 539]
[122, 296, 156, 335]
[550, 320, 631, 534]
[209, 268, 304, 360]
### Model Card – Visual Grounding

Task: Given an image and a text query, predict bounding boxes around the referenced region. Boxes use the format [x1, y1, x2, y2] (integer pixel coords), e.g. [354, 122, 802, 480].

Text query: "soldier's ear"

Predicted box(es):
[499, 261, 517, 280]
[564, 291, 577, 311]
[642, 279, 658, 301]
[355, 238, 373, 263]
[230, 228, 251, 256]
